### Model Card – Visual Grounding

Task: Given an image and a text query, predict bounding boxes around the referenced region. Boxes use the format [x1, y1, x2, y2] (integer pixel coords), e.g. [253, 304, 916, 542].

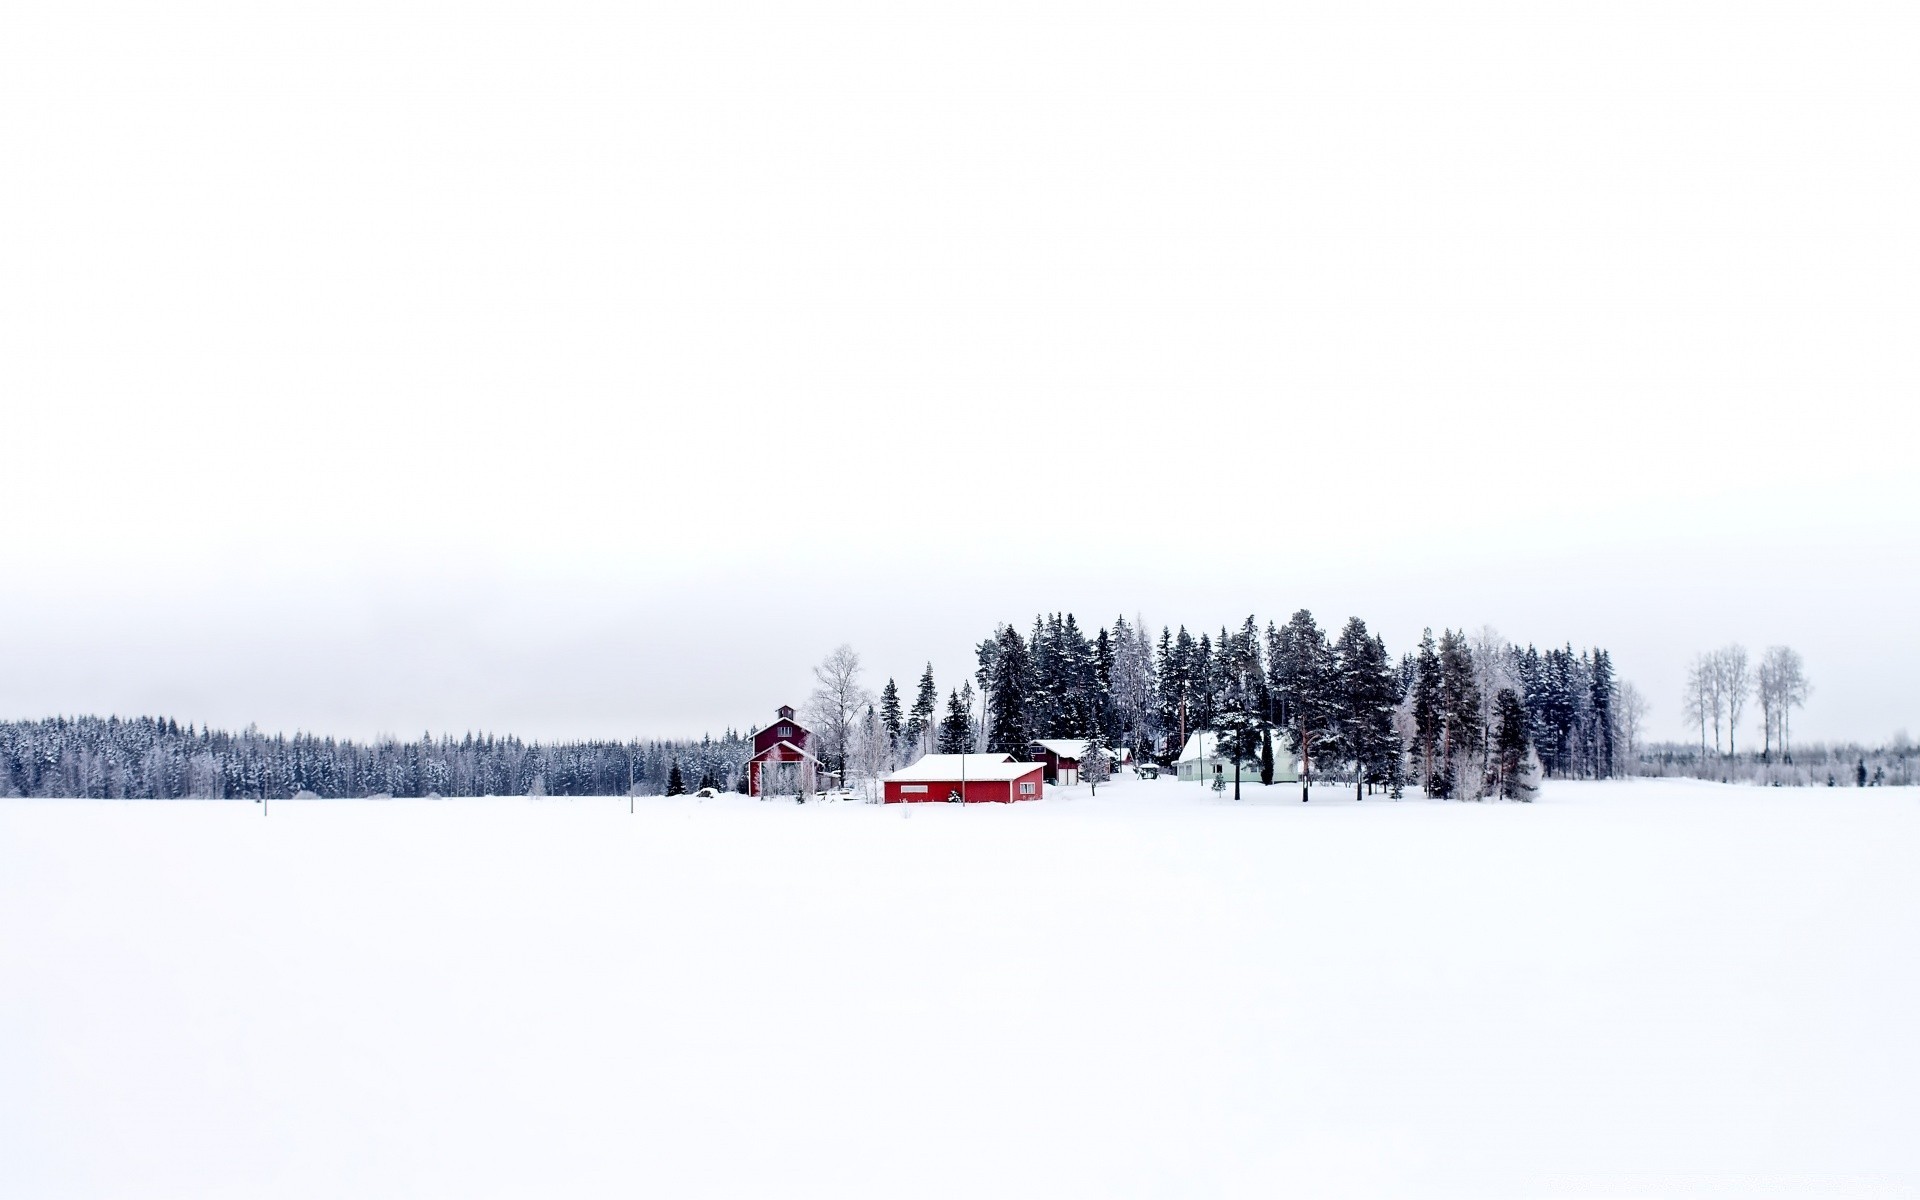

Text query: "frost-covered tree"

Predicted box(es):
[1713, 644, 1751, 759]
[1757, 646, 1810, 763]
[850, 705, 893, 801]
[1082, 727, 1112, 794]
[1616, 680, 1648, 764]
[1107, 614, 1157, 759]
[806, 643, 872, 781]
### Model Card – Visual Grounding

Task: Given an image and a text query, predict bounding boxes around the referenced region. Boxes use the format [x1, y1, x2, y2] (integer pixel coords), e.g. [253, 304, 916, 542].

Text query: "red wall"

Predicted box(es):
[753, 718, 811, 758]
[883, 770, 1044, 804]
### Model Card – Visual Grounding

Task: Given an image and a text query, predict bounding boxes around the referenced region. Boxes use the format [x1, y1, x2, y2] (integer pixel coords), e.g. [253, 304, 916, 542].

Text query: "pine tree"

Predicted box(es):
[1274, 609, 1334, 801]
[665, 760, 685, 796]
[1333, 619, 1399, 800]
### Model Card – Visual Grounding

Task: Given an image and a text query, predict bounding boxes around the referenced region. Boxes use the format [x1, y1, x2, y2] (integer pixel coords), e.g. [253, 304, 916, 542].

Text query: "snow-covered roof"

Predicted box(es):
[1176, 732, 1220, 762]
[1031, 738, 1090, 760]
[888, 753, 1043, 783]
[1178, 729, 1288, 763]
[747, 740, 822, 765]
[1030, 738, 1127, 762]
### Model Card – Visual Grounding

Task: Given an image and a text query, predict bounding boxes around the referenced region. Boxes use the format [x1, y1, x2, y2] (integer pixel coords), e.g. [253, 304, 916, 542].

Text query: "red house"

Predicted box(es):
[745, 705, 825, 797]
[883, 753, 1045, 804]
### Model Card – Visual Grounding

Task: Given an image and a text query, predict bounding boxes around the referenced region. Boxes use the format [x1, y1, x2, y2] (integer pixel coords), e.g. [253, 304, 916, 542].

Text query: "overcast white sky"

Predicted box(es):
[3, 2, 1916, 745]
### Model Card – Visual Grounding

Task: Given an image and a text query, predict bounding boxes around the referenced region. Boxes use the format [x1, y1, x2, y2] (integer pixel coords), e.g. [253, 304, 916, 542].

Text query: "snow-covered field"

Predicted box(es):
[4, 777, 1916, 1199]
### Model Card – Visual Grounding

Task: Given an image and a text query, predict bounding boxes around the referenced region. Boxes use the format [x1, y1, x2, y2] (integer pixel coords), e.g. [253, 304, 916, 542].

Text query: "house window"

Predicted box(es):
[901, 784, 928, 794]
[778, 726, 792, 737]
[1019, 782, 1036, 795]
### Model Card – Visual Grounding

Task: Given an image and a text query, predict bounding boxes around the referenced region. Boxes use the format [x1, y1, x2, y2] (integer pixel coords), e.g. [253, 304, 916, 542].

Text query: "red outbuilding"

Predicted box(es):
[883, 753, 1045, 804]
[745, 705, 826, 797]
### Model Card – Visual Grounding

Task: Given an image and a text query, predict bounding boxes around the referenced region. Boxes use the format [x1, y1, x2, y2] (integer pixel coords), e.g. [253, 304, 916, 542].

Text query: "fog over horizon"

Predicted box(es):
[4, 2, 1916, 747]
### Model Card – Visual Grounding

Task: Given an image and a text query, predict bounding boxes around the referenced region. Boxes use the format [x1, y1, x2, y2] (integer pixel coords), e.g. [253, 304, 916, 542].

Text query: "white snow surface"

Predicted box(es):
[4, 777, 1917, 1199]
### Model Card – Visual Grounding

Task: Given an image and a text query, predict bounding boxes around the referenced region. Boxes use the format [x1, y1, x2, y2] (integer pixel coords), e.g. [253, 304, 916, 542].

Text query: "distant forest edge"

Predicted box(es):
[3, 612, 1912, 799]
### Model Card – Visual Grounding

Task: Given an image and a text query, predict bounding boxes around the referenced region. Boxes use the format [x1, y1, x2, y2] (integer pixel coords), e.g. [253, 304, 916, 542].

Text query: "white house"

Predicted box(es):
[1175, 730, 1298, 785]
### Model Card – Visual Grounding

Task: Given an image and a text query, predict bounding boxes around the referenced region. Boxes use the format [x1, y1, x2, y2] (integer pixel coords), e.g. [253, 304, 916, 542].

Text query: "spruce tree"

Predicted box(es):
[986, 624, 1032, 755]
[879, 678, 903, 745]
[906, 664, 937, 752]
[1493, 687, 1536, 801]
[665, 760, 685, 796]
[1436, 630, 1483, 799]
[1412, 629, 1443, 794]
[938, 689, 973, 754]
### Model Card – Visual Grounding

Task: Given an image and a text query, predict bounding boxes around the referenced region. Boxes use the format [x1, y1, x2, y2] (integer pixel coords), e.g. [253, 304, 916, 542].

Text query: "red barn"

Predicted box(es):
[745, 705, 825, 797]
[884, 753, 1045, 804]
[1027, 738, 1128, 785]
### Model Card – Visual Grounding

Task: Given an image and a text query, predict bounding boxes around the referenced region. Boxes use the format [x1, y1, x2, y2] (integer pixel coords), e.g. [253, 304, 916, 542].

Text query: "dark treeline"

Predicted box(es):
[5, 609, 1628, 802]
[1636, 739, 1916, 788]
[0, 716, 752, 799]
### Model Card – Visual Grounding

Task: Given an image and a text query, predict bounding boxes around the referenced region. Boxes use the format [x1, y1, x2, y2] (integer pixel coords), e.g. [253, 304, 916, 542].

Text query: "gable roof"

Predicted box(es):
[887, 753, 1043, 783]
[1178, 729, 1286, 762]
[1031, 738, 1089, 760]
[747, 740, 823, 765]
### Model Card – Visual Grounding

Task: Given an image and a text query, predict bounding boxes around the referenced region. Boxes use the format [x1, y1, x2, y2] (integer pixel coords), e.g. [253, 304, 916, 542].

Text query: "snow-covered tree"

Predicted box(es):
[906, 664, 938, 755]
[937, 689, 973, 754]
[1082, 727, 1112, 794]
[805, 643, 872, 781]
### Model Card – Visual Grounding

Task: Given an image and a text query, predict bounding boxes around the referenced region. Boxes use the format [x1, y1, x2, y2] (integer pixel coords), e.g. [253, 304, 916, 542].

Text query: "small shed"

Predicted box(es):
[884, 753, 1045, 804]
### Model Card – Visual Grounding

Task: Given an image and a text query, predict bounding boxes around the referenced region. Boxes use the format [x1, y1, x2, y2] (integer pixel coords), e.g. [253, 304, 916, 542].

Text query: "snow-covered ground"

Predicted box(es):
[4, 777, 1916, 1199]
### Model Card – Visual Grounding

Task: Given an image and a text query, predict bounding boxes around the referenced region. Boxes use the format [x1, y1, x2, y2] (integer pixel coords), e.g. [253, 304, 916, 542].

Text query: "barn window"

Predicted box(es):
[901, 784, 927, 794]
[778, 726, 792, 737]
[1019, 782, 1036, 795]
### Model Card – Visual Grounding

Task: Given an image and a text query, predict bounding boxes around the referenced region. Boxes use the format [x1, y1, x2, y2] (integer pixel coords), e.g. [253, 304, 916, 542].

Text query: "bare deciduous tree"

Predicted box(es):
[1715, 644, 1751, 758]
[1769, 646, 1811, 762]
[1615, 681, 1648, 762]
[805, 643, 872, 784]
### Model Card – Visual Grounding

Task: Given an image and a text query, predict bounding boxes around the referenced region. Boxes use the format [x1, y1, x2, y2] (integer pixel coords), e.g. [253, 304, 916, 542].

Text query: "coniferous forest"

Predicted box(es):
[2, 610, 1891, 799]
